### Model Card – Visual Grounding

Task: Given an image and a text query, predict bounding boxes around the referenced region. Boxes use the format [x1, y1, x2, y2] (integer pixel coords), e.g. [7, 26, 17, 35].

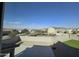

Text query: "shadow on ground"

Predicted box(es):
[15, 45, 55, 57]
[51, 41, 79, 57]
[15, 41, 79, 57]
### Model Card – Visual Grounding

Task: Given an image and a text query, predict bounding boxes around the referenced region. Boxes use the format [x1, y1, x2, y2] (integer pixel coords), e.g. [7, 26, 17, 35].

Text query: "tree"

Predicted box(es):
[9, 29, 19, 37]
[13, 29, 19, 34]
[21, 29, 30, 35]
[2, 31, 11, 36]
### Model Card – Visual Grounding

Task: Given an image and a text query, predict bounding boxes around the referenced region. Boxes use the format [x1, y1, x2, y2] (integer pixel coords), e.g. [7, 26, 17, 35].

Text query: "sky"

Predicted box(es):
[3, 2, 79, 29]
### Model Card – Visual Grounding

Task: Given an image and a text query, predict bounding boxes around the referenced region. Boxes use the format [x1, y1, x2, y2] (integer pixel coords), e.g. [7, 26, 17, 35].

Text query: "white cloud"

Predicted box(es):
[6, 21, 21, 24]
[3, 21, 29, 29]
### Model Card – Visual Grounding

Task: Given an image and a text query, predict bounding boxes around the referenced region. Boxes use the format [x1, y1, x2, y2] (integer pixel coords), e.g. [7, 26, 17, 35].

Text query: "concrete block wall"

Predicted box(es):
[20, 34, 79, 46]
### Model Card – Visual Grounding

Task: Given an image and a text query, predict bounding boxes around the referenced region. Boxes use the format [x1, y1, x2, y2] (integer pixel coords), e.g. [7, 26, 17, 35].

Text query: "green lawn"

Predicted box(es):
[64, 40, 79, 49]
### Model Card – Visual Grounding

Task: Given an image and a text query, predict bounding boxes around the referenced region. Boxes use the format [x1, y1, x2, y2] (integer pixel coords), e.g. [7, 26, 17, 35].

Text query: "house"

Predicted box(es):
[47, 27, 56, 35]
[68, 29, 73, 34]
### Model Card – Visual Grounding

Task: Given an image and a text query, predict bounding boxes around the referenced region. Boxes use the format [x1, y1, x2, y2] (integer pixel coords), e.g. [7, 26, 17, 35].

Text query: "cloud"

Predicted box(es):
[3, 21, 29, 29]
[6, 21, 21, 24]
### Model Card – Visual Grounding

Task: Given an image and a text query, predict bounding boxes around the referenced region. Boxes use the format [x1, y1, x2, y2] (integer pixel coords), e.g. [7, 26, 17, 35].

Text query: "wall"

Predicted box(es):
[20, 34, 79, 46]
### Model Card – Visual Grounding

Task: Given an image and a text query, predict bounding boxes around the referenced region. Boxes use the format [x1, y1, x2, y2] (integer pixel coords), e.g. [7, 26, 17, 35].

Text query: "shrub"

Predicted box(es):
[57, 31, 60, 33]
[64, 31, 68, 34]
[72, 31, 77, 34]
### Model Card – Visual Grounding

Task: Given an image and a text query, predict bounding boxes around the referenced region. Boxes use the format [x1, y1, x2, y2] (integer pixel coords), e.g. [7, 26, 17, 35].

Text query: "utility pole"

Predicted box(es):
[68, 29, 72, 39]
[69, 33, 70, 39]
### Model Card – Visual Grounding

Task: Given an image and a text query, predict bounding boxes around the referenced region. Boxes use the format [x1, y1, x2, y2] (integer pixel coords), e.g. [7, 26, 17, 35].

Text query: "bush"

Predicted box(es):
[78, 31, 79, 33]
[8, 29, 19, 37]
[57, 31, 60, 33]
[72, 31, 77, 34]
[64, 31, 68, 34]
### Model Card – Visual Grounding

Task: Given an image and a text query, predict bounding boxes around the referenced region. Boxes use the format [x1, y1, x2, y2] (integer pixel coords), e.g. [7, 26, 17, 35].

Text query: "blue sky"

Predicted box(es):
[4, 2, 79, 29]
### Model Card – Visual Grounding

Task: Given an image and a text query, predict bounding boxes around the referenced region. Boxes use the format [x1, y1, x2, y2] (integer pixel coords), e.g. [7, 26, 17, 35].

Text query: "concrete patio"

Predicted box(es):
[15, 44, 55, 57]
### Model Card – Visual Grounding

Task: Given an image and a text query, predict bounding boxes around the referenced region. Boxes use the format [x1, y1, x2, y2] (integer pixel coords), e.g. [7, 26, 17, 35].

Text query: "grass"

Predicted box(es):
[64, 40, 79, 49]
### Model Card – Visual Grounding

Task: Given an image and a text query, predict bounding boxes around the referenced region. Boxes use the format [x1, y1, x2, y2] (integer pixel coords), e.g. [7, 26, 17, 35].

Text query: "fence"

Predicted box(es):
[20, 34, 79, 46]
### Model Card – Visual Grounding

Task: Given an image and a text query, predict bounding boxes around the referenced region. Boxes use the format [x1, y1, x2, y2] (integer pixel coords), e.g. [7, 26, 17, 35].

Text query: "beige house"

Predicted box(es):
[68, 29, 73, 34]
[77, 29, 79, 31]
[47, 27, 56, 35]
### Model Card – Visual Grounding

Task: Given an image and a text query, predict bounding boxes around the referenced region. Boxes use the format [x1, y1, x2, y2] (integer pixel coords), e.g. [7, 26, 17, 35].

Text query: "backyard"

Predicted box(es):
[64, 40, 79, 49]
[52, 39, 79, 57]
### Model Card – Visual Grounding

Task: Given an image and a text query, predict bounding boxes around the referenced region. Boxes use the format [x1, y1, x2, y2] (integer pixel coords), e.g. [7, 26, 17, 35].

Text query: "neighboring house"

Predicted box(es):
[47, 27, 56, 35]
[77, 29, 79, 33]
[68, 29, 73, 34]
[78, 29, 79, 31]
[30, 29, 37, 34]
[18, 29, 24, 33]
[55, 27, 68, 33]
